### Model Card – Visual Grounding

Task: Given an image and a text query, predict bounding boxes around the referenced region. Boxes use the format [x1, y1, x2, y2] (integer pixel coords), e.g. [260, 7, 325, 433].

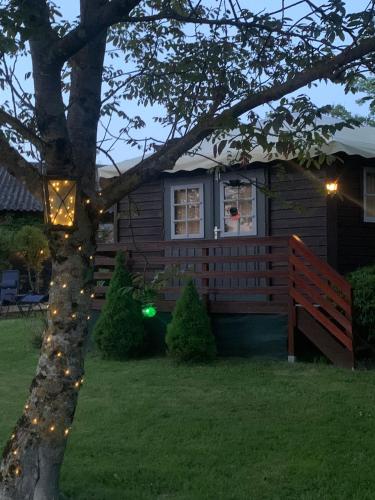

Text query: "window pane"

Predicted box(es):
[239, 184, 252, 198]
[174, 205, 186, 220]
[366, 172, 375, 195]
[224, 217, 238, 233]
[187, 204, 200, 219]
[366, 196, 375, 218]
[240, 217, 253, 233]
[174, 189, 186, 204]
[187, 188, 200, 203]
[174, 222, 186, 235]
[224, 186, 238, 200]
[239, 200, 252, 216]
[187, 220, 200, 234]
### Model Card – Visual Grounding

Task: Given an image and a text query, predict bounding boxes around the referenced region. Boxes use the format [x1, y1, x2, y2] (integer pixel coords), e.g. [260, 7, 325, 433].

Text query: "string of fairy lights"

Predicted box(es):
[8, 180, 107, 479]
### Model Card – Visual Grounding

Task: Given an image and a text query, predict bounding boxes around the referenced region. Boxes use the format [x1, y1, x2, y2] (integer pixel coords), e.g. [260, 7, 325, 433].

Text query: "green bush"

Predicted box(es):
[166, 280, 216, 362]
[94, 251, 145, 359]
[347, 264, 375, 340]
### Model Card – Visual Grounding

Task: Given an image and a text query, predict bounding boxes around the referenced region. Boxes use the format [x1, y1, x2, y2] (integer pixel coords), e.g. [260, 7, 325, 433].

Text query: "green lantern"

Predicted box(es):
[142, 304, 157, 318]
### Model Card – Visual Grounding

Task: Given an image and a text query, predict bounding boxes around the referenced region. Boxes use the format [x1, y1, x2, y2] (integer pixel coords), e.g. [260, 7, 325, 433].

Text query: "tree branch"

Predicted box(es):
[0, 109, 44, 151]
[0, 131, 43, 200]
[101, 35, 375, 208]
[51, 0, 142, 64]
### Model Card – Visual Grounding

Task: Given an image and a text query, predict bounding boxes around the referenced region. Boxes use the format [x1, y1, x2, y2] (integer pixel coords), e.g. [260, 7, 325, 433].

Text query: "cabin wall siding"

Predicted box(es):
[269, 165, 328, 259]
[336, 160, 375, 274]
[116, 166, 329, 261]
[117, 181, 164, 242]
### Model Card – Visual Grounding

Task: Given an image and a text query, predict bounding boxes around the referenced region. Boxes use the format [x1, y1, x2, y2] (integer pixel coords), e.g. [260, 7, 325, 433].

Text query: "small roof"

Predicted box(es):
[99, 122, 375, 179]
[0, 166, 42, 212]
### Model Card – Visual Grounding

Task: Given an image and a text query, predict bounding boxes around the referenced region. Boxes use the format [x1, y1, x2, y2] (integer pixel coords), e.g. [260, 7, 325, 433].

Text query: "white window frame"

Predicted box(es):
[170, 184, 204, 239]
[364, 167, 375, 223]
[219, 178, 257, 237]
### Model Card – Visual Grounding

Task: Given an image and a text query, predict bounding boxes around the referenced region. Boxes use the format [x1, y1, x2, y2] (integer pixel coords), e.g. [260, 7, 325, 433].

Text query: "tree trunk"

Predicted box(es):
[0, 211, 96, 500]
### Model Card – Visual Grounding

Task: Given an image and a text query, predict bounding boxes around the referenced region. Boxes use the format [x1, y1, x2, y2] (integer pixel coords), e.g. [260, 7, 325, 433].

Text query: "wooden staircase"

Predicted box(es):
[288, 235, 355, 369]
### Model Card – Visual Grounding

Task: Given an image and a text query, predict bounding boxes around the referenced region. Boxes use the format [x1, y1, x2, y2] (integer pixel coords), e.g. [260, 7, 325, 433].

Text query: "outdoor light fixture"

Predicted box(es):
[326, 181, 338, 195]
[44, 177, 77, 229]
[142, 304, 157, 318]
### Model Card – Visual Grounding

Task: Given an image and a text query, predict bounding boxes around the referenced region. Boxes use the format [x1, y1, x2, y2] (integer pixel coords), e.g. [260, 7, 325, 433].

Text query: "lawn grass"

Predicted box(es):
[1, 318, 375, 499]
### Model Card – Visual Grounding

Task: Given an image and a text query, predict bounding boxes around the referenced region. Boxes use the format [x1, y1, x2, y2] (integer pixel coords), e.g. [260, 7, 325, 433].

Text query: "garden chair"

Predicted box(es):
[0, 270, 20, 316]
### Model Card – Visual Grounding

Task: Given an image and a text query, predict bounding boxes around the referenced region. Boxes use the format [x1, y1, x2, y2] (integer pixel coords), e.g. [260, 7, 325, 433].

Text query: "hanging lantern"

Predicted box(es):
[43, 177, 78, 229]
[142, 303, 157, 318]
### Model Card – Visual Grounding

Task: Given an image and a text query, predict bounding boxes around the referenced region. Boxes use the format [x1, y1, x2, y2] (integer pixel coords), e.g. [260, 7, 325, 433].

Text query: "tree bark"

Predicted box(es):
[0, 206, 96, 500]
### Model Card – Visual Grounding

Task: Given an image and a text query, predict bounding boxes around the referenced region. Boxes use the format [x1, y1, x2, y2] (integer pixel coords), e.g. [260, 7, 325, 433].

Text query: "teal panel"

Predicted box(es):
[90, 310, 288, 359]
[211, 314, 287, 359]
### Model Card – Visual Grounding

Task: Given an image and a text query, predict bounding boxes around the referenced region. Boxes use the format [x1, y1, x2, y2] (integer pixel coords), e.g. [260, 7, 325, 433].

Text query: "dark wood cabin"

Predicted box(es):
[95, 132, 375, 368]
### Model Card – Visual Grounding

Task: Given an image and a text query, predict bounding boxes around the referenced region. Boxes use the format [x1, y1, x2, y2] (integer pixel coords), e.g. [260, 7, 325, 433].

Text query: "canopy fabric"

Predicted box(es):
[99, 123, 375, 179]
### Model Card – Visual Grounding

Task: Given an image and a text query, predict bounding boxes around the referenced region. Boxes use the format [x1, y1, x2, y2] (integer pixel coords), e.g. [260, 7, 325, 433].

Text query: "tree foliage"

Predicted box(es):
[330, 77, 375, 126]
[94, 251, 145, 359]
[13, 224, 50, 292]
[348, 265, 375, 340]
[166, 280, 216, 362]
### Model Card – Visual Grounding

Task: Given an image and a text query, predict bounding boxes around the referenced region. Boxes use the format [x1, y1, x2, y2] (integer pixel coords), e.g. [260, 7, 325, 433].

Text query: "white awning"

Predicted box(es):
[99, 122, 375, 179]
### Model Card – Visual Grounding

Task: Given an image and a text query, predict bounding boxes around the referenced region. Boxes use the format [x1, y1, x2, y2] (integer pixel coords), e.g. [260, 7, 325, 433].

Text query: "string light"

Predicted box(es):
[12, 450, 18, 456]
[74, 381, 80, 389]
[24, 404, 29, 410]
[11, 434, 15, 440]
[87, 315, 91, 320]
[90, 293, 95, 299]
[46, 335, 52, 343]
[15, 467, 21, 476]
[64, 428, 70, 436]
[52, 309, 58, 316]
[71, 313, 77, 319]
[64, 233, 69, 239]
[99, 209, 104, 214]
[62, 283, 67, 288]
[50, 281, 54, 286]
[78, 246, 82, 251]
[56, 351, 63, 358]
[85, 199, 90, 205]
[32, 418, 38, 425]
[40, 249, 44, 255]
[64, 369, 71, 376]
[89, 255, 93, 260]
[49, 425, 55, 432]
[80, 289, 84, 295]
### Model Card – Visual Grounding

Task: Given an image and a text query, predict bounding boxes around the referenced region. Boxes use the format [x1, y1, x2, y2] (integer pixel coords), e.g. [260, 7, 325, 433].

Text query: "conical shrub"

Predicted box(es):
[94, 251, 145, 359]
[166, 280, 216, 362]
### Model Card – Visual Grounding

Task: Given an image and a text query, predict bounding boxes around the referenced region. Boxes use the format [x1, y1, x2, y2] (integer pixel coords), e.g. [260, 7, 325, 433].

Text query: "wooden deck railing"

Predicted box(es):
[94, 236, 290, 314]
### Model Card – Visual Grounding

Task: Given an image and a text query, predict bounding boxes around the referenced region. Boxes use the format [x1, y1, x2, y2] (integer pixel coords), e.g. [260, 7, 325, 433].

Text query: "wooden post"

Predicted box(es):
[202, 246, 209, 310]
[288, 237, 296, 363]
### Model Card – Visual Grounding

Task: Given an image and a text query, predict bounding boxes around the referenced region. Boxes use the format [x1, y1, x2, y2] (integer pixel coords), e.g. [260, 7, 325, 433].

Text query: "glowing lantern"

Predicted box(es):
[142, 304, 157, 318]
[325, 181, 338, 195]
[44, 177, 77, 229]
